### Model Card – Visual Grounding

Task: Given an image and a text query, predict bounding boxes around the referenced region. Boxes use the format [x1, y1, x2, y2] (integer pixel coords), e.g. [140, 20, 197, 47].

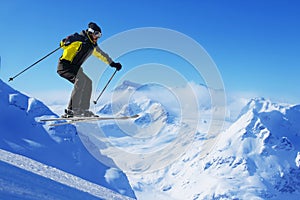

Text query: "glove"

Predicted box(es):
[64, 40, 71, 46]
[60, 40, 65, 47]
[110, 62, 122, 71]
[60, 38, 71, 47]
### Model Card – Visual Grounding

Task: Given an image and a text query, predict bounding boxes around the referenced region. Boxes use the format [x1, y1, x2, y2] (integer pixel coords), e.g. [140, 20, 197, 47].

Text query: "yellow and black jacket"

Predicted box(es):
[59, 30, 112, 67]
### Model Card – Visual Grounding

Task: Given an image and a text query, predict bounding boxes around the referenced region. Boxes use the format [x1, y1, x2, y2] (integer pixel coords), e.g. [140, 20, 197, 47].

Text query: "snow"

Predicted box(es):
[296, 152, 300, 168]
[1, 78, 300, 200]
[0, 149, 134, 200]
[90, 83, 300, 199]
[0, 79, 136, 199]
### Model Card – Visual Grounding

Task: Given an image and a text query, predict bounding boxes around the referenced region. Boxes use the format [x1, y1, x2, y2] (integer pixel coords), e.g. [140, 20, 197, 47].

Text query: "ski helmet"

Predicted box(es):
[88, 22, 101, 33]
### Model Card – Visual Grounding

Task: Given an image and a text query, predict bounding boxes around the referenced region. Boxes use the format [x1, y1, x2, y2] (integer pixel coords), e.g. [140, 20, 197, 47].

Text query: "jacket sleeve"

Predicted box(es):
[93, 45, 113, 65]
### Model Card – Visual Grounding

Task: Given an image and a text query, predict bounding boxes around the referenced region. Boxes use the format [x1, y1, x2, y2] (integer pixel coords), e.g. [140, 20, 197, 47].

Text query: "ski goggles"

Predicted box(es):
[88, 28, 102, 38]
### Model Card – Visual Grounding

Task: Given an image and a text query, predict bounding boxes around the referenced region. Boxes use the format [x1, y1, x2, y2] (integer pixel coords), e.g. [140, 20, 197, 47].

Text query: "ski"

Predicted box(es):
[40, 114, 139, 126]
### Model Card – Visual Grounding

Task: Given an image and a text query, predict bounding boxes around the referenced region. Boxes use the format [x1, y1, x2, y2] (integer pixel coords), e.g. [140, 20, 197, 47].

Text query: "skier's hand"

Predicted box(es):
[64, 40, 71, 46]
[60, 38, 71, 47]
[60, 40, 65, 47]
[110, 62, 122, 71]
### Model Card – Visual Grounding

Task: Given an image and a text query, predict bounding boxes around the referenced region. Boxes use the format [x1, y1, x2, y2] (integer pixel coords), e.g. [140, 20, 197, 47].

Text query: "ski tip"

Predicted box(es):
[132, 114, 139, 118]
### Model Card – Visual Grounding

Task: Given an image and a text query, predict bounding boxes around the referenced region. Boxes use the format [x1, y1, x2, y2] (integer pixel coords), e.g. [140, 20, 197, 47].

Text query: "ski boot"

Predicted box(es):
[82, 110, 99, 117]
[61, 109, 83, 118]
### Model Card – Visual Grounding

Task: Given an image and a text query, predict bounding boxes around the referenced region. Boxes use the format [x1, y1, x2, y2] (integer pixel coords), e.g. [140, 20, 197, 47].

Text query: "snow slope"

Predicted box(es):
[0, 149, 134, 200]
[0, 79, 136, 199]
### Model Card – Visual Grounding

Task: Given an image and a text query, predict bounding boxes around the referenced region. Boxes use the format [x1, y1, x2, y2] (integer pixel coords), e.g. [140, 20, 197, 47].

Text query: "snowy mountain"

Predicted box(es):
[114, 80, 142, 91]
[122, 97, 300, 199]
[197, 98, 300, 199]
[0, 79, 136, 199]
[1, 77, 300, 200]
[89, 81, 300, 199]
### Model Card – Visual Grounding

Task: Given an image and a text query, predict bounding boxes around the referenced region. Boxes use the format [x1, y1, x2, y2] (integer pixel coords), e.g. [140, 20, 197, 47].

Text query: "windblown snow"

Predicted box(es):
[0, 149, 134, 200]
[1, 78, 300, 200]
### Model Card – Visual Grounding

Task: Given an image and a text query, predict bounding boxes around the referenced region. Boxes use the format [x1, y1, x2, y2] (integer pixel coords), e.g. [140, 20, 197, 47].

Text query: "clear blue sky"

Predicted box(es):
[1, 0, 300, 104]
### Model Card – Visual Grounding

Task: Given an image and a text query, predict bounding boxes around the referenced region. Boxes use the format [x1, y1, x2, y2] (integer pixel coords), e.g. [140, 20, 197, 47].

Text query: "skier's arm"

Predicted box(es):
[93, 45, 122, 71]
[93, 46, 113, 65]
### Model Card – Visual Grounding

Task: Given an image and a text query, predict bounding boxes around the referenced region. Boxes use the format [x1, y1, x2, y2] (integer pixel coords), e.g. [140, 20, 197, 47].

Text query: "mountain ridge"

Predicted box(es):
[120, 94, 300, 199]
[193, 98, 300, 199]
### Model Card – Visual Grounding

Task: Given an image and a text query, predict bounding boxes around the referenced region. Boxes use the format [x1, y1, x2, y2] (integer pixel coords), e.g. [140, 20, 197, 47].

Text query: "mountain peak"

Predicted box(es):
[238, 97, 288, 118]
[114, 80, 141, 91]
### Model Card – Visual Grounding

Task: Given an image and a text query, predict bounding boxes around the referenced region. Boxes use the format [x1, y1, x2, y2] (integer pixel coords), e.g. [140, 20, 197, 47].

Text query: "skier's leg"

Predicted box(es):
[67, 68, 89, 113]
[57, 61, 76, 84]
[77, 70, 92, 111]
[57, 62, 79, 112]
[75, 69, 98, 117]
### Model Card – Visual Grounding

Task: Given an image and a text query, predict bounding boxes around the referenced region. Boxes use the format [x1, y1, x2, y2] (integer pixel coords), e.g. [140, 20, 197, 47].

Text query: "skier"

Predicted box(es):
[57, 22, 122, 118]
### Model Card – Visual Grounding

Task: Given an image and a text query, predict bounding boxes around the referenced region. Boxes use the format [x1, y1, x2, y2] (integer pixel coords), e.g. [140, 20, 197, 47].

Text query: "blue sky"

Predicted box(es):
[1, 0, 300, 104]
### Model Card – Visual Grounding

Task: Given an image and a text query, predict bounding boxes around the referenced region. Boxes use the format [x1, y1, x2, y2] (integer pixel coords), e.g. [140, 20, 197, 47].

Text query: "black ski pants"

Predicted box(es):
[57, 61, 92, 111]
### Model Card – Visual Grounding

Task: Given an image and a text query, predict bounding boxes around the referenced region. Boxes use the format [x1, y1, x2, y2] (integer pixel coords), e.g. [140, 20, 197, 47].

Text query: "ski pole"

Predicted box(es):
[93, 69, 118, 104]
[8, 46, 61, 82]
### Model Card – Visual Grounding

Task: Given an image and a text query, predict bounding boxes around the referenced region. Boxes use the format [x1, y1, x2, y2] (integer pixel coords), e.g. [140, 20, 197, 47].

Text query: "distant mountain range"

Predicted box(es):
[126, 97, 300, 199]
